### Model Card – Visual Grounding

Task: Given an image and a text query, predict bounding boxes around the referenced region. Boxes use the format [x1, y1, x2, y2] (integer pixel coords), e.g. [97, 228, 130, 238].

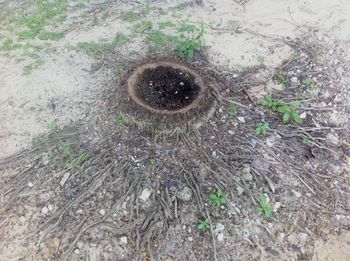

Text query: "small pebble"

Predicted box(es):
[99, 209, 106, 216]
[188, 237, 193, 242]
[217, 233, 224, 242]
[139, 188, 152, 201]
[76, 241, 84, 249]
[28, 182, 34, 188]
[291, 76, 298, 84]
[41, 206, 49, 215]
[60, 172, 70, 187]
[237, 117, 245, 123]
[228, 130, 235, 135]
[48, 204, 54, 211]
[120, 236, 128, 244]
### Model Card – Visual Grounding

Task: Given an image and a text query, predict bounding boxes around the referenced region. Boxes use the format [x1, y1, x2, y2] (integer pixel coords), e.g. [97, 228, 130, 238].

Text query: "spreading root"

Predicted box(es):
[0, 30, 349, 260]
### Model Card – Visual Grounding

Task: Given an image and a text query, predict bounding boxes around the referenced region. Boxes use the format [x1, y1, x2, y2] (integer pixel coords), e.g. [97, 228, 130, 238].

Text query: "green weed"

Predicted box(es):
[1, 39, 14, 51]
[255, 122, 268, 135]
[261, 96, 280, 111]
[275, 71, 289, 86]
[277, 101, 303, 124]
[116, 115, 125, 125]
[176, 21, 204, 60]
[146, 30, 175, 50]
[257, 55, 265, 63]
[47, 121, 59, 133]
[77, 41, 112, 59]
[262, 96, 303, 124]
[114, 34, 129, 47]
[132, 20, 153, 33]
[197, 218, 210, 231]
[23, 58, 44, 75]
[47, 121, 89, 169]
[256, 194, 273, 218]
[121, 11, 140, 22]
[38, 32, 63, 41]
[149, 159, 157, 165]
[228, 103, 239, 117]
[301, 79, 315, 88]
[32, 134, 44, 145]
[302, 138, 311, 146]
[158, 21, 175, 30]
[208, 188, 226, 208]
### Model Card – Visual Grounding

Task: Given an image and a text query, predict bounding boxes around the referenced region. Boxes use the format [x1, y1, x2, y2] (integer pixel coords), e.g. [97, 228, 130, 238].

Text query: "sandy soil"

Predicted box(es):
[0, 0, 349, 260]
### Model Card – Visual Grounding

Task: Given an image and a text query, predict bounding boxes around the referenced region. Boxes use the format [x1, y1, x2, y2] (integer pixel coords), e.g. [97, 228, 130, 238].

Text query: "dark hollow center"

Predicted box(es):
[135, 66, 200, 110]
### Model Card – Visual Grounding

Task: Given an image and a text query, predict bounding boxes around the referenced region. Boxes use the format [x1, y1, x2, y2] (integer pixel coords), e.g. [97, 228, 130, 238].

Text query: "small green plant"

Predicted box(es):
[257, 55, 265, 63]
[275, 71, 289, 86]
[176, 21, 204, 60]
[132, 20, 152, 33]
[32, 134, 44, 145]
[77, 41, 112, 59]
[116, 115, 125, 125]
[47, 121, 59, 133]
[262, 96, 303, 124]
[52, 158, 60, 167]
[261, 96, 280, 111]
[228, 103, 239, 117]
[114, 34, 129, 47]
[149, 159, 157, 165]
[121, 11, 140, 22]
[277, 101, 303, 124]
[301, 79, 315, 88]
[208, 188, 226, 208]
[256, 194, 273, 218]
[302, 138, 311, 146]
[158, 21, 175, 30]
[1, 39, 15, 51]
[38, 32, 63, 41]
[197, 218, 210, 231]
[146, 30, 175, 50]
[79, 152, 90, 163]
[255, 122, 268, 135]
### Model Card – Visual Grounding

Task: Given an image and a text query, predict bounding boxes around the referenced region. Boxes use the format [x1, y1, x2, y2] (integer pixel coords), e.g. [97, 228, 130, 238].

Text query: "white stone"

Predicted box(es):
[76, 241, 84, 249]
[48, 204, 54, 211]
[266, 134, 281, 147]
[139, 188, 152, 201]
[298, 232, 308, 242]
[99, 209, 106, 216]
[41, 206, 49, 215]
[28, 182, 34, 188]
[120, 236, 128, 244]
[291, 77, 298, 84]
[237, 186, 245, 196]
[326, 133, 339, 146]
[217, 233, 224, 242]
[273, 202, 281, 212]
[214, 223, 225, 235]
[60, 172, 70, 187]
[292, 190, 302, 198]
[237, 117, 245, 123]
[228, 130, 235, 135]
[188, 237, 193, 242]
[74, 249, 80, 255]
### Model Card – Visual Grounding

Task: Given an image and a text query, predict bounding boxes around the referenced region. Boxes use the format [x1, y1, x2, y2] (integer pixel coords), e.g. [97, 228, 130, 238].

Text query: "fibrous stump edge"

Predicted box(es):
[118, 60, 216, 134]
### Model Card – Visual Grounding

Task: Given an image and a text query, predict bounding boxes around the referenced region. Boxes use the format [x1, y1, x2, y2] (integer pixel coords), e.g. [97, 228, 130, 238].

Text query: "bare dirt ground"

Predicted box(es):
[0, 0, 350, 260]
